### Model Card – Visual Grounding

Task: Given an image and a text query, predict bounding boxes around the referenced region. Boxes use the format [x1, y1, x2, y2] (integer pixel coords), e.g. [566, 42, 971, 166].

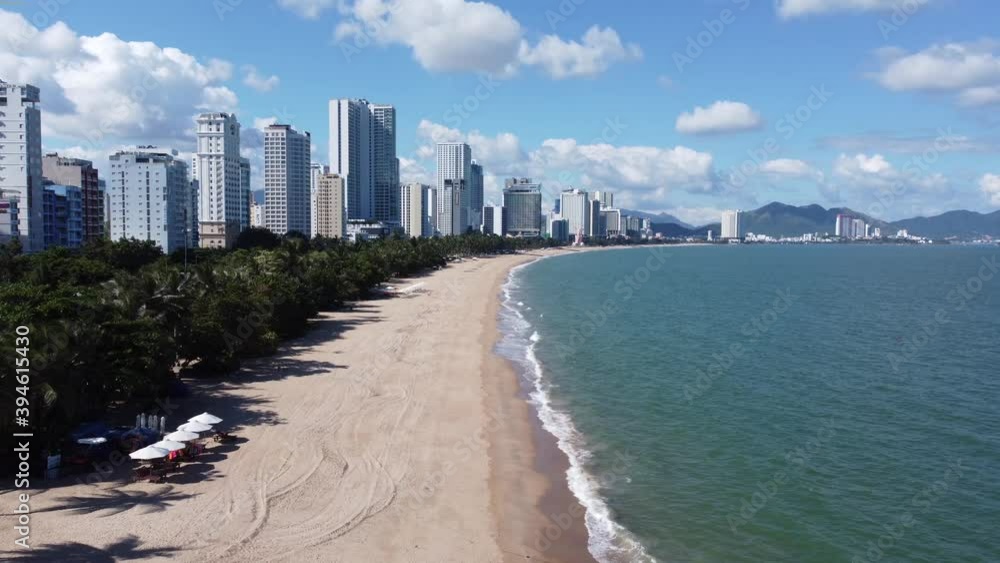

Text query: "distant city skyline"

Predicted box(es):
[5, 2, 1000, 226]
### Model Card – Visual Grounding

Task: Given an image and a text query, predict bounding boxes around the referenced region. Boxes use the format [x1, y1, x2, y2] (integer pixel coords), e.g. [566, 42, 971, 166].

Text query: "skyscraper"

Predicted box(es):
[438, 179, 465, 236]
[328, 99, 397, 222]
[591, 190, 614, 209]
[107, 149, 196, 254]
[42, 184, 83, 249]
[0, 81, 43, 251]
[470, 161, 484, 230]
[423, 185, 437, 236]
[436, 142, 472, 233]
[560, 188, 590, 239]
[264, 124, 311, 235]
[310, 163, 329, 238]
[504, 178, 543, 238]
[721, 210, 743, 240]
[482, 205, 505, 236]
[42, 154, 104, 244]
[315, 173, 345, 239]
[400, 183, 429, 238]
[193, 112, 244, 248]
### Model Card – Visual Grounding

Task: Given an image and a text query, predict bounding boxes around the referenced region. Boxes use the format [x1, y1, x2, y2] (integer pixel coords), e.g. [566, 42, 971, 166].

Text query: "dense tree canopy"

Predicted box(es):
[0, 233, 563, 463]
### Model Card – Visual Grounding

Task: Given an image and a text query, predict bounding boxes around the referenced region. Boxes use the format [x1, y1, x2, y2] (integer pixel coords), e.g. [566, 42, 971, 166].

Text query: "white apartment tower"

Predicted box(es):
[436, 142, 472, 235]
[400, 183, 428, 238]
[721, 210, 743, 239]
[315, 173, 345, 239]
[560, 189, 591, 239]
[328, 99, 397, 223]
[107, 149, 196, 254]
[193, 112, 244, 249]
[264, 124, 311, 235]
[0, 81, 43, 251]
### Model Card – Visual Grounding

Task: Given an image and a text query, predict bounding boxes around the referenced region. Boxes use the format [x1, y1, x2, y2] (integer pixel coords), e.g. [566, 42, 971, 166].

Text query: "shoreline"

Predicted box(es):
[0, 244, 670, 561]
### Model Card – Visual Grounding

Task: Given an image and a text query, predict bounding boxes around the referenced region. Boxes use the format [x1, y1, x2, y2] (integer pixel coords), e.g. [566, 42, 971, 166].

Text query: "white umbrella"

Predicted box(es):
[129, 446, 169, 461]
[188, 412, 223, 425]
[177, 422, 213, 433]
[150, 440, 186, 452]
[164, 430, 200, 442]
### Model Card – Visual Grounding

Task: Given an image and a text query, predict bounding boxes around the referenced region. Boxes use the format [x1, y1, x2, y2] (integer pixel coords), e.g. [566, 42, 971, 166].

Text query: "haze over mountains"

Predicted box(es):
[652, 202, 1000, 240]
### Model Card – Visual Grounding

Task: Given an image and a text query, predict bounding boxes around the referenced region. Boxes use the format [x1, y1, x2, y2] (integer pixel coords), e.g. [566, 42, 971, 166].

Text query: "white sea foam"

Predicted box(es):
[497, 257, 656, 563]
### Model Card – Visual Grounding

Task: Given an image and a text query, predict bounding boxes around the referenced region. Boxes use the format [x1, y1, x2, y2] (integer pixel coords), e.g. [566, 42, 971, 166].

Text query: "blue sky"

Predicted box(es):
[3, 0, 1000, 224]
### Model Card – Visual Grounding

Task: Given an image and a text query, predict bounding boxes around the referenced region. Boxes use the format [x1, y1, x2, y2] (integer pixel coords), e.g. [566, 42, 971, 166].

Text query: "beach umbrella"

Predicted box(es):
[177, 422, 213, 433]
[164, 430, 200, 442]
[150, 440, 186, 452]
[188, 412, 223, 425]
[129, 446, 169, 461]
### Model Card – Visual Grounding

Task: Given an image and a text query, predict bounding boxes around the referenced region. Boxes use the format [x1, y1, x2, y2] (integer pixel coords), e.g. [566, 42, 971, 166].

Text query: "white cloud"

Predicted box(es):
[242, 65, 280, 92]
[276, 0, 338, 19]
[833, 153, 948, 191]
[662, 207, 726, 226]
[777, 0, 924, 19]
[0, 9, 237, 147]
[760, 159, 815, 177]
[981, 174, 1000, 206]
[330, 0, 638, 78]
[517, 26, 642, 79]
[399, 157, 433, 185]
[675, 101, 763, 135]
[873, 41, 1000, 106]
[416, 119, 526, 170]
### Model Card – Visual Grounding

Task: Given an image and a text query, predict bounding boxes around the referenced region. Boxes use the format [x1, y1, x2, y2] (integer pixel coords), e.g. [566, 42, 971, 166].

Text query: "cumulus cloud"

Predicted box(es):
[242, 65, 280, 92]
[330, 0, 639, 78]
[0, 8, 237, 148]
[517, 26, 642, 79]
[981, 174, 1000, 206]
[416, 119, 527, 170]
[777, 0, 925, 19]
[833, 153, 948, 191]
[872, 41, 1000, 106]
[760, 159, 815, 177]
[675, 101, 763, 135]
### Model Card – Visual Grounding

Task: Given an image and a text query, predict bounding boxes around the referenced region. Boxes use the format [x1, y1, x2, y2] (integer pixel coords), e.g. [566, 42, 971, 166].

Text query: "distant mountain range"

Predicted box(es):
[651, 202, 1000, 240]
[620, 209, 693, 229]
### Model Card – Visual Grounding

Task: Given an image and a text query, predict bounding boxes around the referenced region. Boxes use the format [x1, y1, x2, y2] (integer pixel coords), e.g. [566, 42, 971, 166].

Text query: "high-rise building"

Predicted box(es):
[0, 81, 43, 251]
[423, 186, 437, 237]
[240, 157, 251, 228]
[852, 218, 867, 240]
[436, 142, 472, 232]
[107, 149, 196, 254]
[438, 179, 465, 236]
[548, 217, 569, 242]
[721, 210, 743, 239]
[483, 205, 505, 236]
[329, 99, 397, 222]
[591, 190, 614, 209]
[42, 154, 103, 244]
[42, 184, 83, 249]
[0, 199, 18, 245]
[193, 112, 244, 249]
[400, 183, 428, 238]
[315, 173, 345, 239]
[250, 202, 264, 228]
[835, 214, 851, 238]
[588, 199, 603, 237]
[264, 124, 311, 235]
[469, 161, 484, 230]
[503, 178, 543, 237]
[560, 188, 590, 239]
[310, 163, 329, 238]
[602, 208, 623, 237]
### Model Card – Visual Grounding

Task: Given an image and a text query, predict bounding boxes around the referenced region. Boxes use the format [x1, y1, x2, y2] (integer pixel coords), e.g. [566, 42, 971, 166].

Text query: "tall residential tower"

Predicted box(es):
[0, 81, 43, 251]
[328, 99, 397, 223]
[193, 112, 245, 248]
[264, 124, 311, 235]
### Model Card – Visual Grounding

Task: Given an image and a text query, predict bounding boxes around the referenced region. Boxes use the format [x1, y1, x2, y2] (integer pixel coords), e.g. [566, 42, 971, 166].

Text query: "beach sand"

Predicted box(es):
[2, 249, 594, 562]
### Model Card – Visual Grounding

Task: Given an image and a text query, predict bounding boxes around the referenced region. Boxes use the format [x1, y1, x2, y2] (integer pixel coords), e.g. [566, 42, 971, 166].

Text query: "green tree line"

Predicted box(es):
[0, 230, 563, 464]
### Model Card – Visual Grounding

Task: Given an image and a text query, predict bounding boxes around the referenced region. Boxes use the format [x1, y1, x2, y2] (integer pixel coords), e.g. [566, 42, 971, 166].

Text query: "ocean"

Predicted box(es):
[498, 245, 1000, 563]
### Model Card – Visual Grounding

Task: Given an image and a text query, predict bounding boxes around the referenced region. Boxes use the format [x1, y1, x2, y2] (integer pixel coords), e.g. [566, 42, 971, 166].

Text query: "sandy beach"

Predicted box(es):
[2, 248, 595, 562]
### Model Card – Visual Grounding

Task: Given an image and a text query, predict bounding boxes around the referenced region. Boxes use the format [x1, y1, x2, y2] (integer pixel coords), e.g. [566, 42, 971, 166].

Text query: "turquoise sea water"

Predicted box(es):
[499, 245, 1000, 563]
